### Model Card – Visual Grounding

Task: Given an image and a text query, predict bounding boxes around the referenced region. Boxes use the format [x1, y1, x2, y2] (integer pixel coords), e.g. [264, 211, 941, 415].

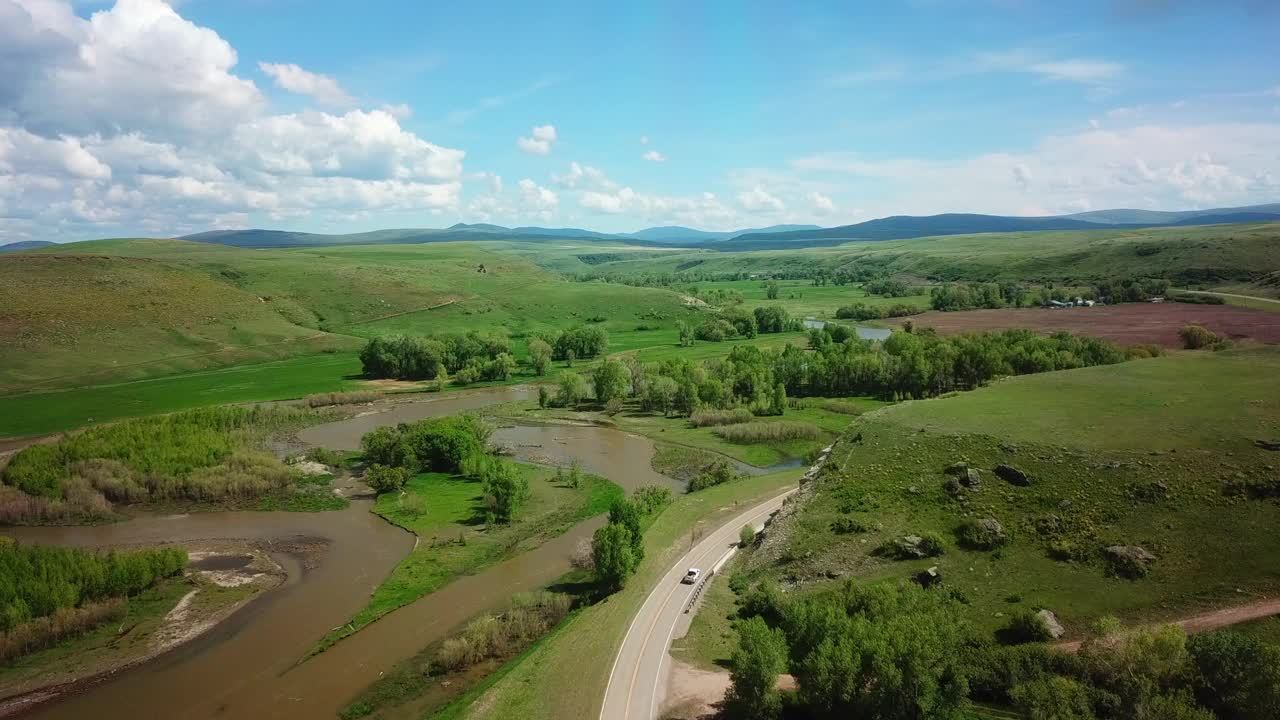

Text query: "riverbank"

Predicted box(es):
[0, 543, 284, 717]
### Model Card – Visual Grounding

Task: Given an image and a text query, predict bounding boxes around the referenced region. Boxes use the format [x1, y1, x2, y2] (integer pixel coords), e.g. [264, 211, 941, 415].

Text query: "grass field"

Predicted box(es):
[2, 239, 697, 392]
[683, 278, 930, 320]
[0, 352, 364, 438]
[729, 346, 1280, 643]
[313, 465, 622, 653]
[461, 466, 804, 720]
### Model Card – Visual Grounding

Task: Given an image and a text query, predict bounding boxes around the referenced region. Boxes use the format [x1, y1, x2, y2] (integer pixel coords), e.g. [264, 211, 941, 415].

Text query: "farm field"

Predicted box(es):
[899, 303, 1280, 347]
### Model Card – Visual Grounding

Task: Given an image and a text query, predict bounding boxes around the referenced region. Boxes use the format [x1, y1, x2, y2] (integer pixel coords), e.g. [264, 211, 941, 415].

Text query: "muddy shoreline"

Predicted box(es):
[0, 384, 683, 720]
[0, 541, 293, 718]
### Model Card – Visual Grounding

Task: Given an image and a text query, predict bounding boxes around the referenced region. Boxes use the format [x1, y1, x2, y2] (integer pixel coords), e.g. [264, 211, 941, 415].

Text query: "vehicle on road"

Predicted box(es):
[681, 568, 701, 585]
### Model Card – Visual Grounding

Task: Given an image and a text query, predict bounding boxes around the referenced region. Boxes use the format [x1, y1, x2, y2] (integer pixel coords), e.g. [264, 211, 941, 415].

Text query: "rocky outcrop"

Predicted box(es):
[1105, 545, 1157, 578]
[995, 464, 1031, 486]
[1036, 609, 1066, 639]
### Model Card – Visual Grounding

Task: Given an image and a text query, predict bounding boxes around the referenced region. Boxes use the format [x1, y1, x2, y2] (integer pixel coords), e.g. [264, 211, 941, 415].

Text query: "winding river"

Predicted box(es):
[2, 386, 691, 719]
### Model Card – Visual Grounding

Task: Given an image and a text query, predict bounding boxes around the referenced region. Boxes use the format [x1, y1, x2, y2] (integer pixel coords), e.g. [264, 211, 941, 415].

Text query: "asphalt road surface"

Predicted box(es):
[599, 488, 796, 720]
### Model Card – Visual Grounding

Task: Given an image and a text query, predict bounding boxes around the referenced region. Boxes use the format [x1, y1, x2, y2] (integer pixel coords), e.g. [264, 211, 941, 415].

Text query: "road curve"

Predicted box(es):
[600, 488, 796, 720]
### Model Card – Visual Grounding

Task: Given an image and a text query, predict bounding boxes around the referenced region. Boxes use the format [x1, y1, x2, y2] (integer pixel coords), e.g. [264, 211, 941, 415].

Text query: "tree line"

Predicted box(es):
[686, 305, 802, 344]
[359, 326, 609, 383]
[1, 541, 187, 633]
[724, 578, 1280, 720]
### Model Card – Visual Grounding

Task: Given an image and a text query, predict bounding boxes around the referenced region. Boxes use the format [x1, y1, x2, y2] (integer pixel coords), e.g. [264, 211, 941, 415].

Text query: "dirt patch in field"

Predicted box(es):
[896, 304, 1280, 347]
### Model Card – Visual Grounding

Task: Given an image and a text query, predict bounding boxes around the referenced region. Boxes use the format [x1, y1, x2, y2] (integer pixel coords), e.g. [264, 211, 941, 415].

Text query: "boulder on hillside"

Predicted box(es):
[887, 534, 943, 560]
[995, 464, 1031, 486]
[958, 517, 1009, 550]
[962, 467, 982, 489]
[1036, 609, 1066, 639]
[1105, 545, 1157, 578]
[916, 566, 942, 589]
[943, 477, 964, 497]
[944, 462, 970, 476]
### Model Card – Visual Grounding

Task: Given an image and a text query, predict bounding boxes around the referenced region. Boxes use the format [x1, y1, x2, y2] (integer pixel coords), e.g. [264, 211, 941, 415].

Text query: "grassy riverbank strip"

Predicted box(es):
[459, 466, 804, 720]
[311, 464, 622, 654]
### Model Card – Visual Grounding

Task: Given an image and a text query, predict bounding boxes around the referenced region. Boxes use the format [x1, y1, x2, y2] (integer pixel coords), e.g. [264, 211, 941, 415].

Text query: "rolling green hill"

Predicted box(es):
[737, 346, 1280, 637]
[0, 240, 699, 393]
[567, 222, 1280, 286]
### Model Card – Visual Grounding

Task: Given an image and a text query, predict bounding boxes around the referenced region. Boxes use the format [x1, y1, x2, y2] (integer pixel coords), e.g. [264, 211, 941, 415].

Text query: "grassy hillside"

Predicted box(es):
[0, 252, 355, 392]
[1, 240, 698, 393]
[569, 221, 1280, 285]
[732, 347, 1280, 640]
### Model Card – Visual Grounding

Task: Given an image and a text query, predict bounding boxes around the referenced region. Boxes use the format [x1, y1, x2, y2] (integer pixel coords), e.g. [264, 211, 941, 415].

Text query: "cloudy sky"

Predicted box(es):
[1, 0, 1278, 242]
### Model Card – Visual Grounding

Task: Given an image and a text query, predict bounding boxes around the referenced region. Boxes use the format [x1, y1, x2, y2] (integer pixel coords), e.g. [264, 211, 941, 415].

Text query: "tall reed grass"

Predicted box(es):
[711, 421, 823, 444]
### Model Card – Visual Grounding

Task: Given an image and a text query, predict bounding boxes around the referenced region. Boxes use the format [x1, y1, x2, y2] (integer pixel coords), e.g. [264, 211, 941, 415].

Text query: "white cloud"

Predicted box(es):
[517, 178, 558, 221]
[791, 122, 1280, 216]
[516, 124, 557, 155]
[737, 186, 785, 213]
[552, 161, 616, 190]
[810, 192, 835, 215]
[259, 62, 354, 107]
[380, 103, 412, 119]
[0, 0, 463, 242]
[639, 135, 649, 145]
[642, 150, 666, 163]
[1029, 59, 1123, 84]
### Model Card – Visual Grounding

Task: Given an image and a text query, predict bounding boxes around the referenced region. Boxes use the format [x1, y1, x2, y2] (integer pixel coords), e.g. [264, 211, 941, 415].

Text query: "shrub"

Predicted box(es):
[365, 464, 410, 494]
[694, 317, 737, 342]
[740, 525, 757, 548]
[305, 391, 379, 408]
[831, 516, 870, 534]
[1048, 540, 1089, 562]
[688, 461, 741, 492]
[957, 518, 1010, 550]
[1180, 324, 1223, 350]
[688, 408, 755, 427]
[1003, 611, 1054, 644]
[304, 446, 343, 467]
[632, 485, 673, 515]
[711, 421, 822, 444]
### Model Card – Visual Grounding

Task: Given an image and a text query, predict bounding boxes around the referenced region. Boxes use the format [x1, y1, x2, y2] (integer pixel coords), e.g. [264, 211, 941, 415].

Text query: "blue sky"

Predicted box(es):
[2, 0, 1278, 241]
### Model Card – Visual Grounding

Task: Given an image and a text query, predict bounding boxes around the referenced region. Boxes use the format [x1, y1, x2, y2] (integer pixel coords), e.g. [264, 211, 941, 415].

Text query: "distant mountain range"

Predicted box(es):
[0, 240, 54, 253]
[158, 201, 1280, 252]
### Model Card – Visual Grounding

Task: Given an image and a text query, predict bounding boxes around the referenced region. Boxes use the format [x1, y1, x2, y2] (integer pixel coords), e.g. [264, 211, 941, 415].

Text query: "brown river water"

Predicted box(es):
[3, 386, 683, 719]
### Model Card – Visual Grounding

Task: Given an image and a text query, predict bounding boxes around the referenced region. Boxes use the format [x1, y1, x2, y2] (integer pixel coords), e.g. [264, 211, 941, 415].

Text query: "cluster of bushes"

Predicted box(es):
[689, 408, 756, 427]
[834, 302, 922, 321]
[434, 591, 572, 673]
[712, 421, 823, 444]
[1180, 324, 1231, 351]
[359, 332, 512, 381]
[725, 579, 1280, 720]
[529, 325, 609, 361]
[304, 391, 380, 408]
[688, 460, 742, 492]
[967, 620, 1280, 720]
[1, 407, 317, 523]
[360, 415, 493, 476]
[863, 278, 914, 297]
[1, 541, 187, 658]
[694, 305, 797, 342]
[1094, 277, 1170, 304]
[1171, 292, 1226, 305]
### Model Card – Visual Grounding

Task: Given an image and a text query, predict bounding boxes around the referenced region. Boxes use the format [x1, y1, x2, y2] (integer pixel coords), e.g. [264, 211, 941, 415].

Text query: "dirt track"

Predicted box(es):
[896, 304, 1280, 347]
[1054, 597, 1280, 652]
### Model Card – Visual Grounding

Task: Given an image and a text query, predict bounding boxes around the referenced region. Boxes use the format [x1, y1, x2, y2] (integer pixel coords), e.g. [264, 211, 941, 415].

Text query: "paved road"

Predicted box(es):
[600, 489, 796, 720]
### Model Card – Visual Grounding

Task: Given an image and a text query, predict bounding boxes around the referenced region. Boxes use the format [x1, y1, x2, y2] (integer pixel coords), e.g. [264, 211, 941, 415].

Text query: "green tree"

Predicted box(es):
[674, 378, 700, 416]
[1188, 631, 1280, 720]
[727, 616, 788, 719]
[557, 371, 589, 407]
[593, 360, 630, 405]
[677, 319, 696, 347]
[1010, 676, 1096, 720]
[592, 522, 637, 591]
[609, 498, 645, 562]
[538, 386, 550, 408]
[643, 376, 678, 415]
[766, 280, 780, 300]
[528, 338, 553, 375]
[566, 348, 576, 367]
[740, 524, 756, 548]
[769, 382, 787, 416]
[480, 459, 529, 524]
[365, 464, 410, 494]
